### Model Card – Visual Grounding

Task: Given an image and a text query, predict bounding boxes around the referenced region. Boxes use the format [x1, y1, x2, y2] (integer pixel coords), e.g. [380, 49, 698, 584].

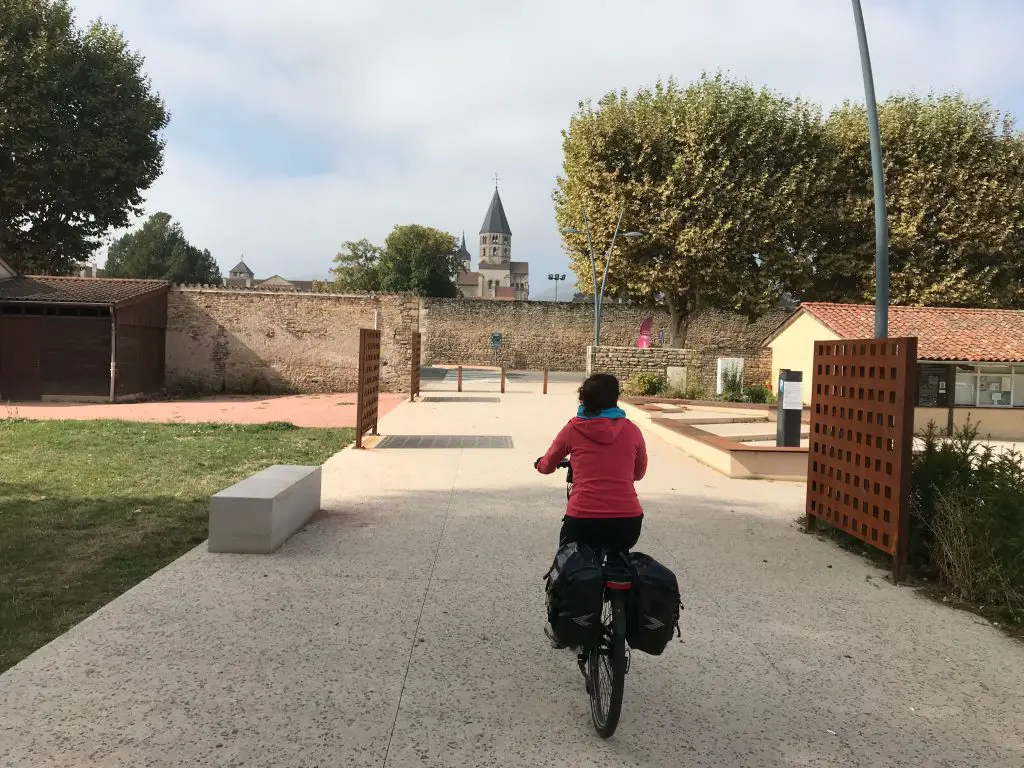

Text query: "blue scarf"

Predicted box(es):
[577, 406, 626, 420]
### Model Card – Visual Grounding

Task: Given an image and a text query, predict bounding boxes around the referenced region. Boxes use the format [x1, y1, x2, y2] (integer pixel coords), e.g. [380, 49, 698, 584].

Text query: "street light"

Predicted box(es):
[547, 273, 567, 301]
[851, 0, 889, 339]
[560, 204, 643, 346]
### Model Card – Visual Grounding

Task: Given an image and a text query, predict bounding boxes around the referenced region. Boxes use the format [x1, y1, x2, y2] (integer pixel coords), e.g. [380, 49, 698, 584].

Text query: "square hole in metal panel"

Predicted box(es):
[374, 435, 514, 449]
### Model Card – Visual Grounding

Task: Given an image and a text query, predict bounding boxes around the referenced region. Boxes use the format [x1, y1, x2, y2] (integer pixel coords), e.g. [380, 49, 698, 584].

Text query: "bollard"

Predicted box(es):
[543, 368, 549, 395]
[458, 366, 463, 393]
[500, 367, 506, 394]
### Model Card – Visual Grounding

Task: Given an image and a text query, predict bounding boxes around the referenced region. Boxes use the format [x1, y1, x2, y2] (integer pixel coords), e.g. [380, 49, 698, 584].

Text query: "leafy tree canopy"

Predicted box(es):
[104, 212, 221, 284]
[556, 74, 1024, 344]
[555, 73, 830, 345]
[325, 225, 460, 297]
[0, 0, 169, 274]
[329, 238, 383, 292]
[813, 93, 1024, 308]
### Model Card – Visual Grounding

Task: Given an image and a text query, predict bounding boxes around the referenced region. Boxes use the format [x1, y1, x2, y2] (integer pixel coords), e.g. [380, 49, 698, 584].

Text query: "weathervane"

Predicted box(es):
[493, 172, 501, 189]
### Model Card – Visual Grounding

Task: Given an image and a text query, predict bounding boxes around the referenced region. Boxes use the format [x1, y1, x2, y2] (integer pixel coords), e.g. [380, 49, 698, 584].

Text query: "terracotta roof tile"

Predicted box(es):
[798, 302, 1024, 363]
[495, 287, 515, 299]
[0, 276, 168, 305]
[457, 271, 481, 286]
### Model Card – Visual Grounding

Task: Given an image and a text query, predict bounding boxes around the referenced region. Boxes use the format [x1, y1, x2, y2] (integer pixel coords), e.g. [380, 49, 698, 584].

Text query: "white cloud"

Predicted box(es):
[72, 0, 1024, 286]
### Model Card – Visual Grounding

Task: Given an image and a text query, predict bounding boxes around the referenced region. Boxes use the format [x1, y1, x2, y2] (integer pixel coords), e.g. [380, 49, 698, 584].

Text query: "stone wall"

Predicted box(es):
[165, 288, 418, 394]
[684, 308, 783, 392]
[587, 347, 697, 382]
[163, 288, 783, 395]
[420, 299, 674, 371]
[421, 299, 784, 389]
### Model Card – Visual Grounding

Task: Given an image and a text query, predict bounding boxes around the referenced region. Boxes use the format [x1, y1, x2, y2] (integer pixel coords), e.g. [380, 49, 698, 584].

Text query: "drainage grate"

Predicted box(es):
[374, 435, 514, 449]
[422, 396, 501, 403]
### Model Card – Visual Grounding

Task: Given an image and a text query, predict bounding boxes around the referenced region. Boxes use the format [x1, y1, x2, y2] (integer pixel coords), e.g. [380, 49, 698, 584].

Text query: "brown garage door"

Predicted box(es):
[0, 316, 42, 401]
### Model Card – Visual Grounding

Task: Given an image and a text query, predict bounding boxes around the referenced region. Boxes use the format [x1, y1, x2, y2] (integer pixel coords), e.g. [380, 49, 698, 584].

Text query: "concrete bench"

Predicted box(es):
[208, 465, 322, 554]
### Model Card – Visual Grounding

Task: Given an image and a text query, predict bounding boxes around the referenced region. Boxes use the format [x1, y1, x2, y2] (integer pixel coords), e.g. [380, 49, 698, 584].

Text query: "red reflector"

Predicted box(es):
[606, 581, 632, 590]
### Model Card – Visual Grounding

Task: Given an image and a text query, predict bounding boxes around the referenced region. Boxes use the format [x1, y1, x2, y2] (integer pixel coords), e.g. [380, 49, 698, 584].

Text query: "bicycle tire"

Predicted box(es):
[588, 596, 626, 738]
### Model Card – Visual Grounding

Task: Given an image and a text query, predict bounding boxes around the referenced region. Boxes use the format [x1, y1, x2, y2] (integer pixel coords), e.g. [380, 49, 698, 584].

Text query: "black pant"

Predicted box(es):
[558, 515, 643, 552]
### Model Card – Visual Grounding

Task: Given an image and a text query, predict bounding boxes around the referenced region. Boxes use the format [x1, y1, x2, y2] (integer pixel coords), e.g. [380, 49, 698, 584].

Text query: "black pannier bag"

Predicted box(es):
[545, 542, 604, 649]
[627, 552, 682, 655]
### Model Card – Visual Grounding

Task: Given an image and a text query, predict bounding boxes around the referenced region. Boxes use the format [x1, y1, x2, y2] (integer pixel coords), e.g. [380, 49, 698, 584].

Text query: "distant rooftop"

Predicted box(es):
[229, 259, 254, 277]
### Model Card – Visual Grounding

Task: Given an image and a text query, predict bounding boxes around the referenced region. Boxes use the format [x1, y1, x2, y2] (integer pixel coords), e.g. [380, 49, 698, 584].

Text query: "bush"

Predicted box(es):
[665, 381, 709, 401]
[744, 384, 775, 404]
[911, 420, 1024, 620]
[720, 369, 745, 402]
[623, 373, 667, 397]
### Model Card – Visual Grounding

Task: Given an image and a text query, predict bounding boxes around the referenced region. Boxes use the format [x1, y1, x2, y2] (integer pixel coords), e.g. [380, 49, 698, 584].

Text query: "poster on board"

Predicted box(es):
[782, 380, 804, 410]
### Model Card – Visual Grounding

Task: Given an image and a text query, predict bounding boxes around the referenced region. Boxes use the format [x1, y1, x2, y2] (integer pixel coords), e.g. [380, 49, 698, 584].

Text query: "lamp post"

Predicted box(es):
[560, 204, 643, 346]
[851, 0, 889, 339]
[548, 273, 567, 301]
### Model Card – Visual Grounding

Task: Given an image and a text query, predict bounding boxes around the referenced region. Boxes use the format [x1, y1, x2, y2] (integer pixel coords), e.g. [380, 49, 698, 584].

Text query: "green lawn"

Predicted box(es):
[0, 419, 352, 673]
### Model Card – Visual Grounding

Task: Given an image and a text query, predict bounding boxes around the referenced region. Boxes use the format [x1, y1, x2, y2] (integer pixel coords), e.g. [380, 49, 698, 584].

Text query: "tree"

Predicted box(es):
[104, 212, 221, 284]
[377, 224, 460, 297]
[554, 74, 830, 346]
[0, 0, 168, 274]
[810, 93, 1024, 308]
[329, 239, 383, 292]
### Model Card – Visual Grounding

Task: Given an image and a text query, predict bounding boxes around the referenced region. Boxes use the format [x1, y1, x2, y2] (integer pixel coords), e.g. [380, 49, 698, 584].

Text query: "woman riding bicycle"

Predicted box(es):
[535, 372, 648, 569]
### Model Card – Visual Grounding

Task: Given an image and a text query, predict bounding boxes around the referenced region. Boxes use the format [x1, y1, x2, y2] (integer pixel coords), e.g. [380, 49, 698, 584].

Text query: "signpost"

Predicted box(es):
[490, 331, 503, 367]
[776, 369, 803, 448]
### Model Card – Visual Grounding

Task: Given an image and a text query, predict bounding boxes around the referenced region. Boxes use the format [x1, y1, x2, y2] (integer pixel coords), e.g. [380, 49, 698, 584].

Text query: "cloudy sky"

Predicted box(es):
[73, 0, 1024, 297]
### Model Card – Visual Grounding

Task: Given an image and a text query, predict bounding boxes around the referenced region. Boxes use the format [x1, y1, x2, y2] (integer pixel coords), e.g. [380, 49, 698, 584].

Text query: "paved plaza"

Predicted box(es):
[1, 378, 1022, 766]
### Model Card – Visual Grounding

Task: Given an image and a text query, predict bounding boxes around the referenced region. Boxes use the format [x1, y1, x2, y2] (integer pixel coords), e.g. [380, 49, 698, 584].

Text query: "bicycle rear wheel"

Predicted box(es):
[587, 596, 626, 738]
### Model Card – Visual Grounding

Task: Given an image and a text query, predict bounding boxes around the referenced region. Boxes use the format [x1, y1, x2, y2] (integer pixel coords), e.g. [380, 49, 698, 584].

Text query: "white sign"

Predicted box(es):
[782, 380, 804, 410]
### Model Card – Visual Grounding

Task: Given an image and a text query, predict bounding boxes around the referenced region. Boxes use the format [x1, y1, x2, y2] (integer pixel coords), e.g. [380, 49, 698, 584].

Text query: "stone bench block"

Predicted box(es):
[208, 465, 322, 554]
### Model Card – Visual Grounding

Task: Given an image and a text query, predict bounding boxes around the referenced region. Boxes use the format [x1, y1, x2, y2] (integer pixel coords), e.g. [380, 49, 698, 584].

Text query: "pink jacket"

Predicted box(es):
[536, 416, 647, 518]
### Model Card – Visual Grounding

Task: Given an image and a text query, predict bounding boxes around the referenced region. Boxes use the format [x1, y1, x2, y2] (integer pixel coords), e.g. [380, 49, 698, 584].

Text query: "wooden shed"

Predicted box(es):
[0, 274, 169, 402]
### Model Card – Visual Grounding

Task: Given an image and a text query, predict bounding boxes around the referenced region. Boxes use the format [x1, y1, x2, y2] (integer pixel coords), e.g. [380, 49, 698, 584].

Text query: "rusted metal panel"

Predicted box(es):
[410, 332, 421, 402]
[355, 328, 381, 449]
[805, 337, 918, 581]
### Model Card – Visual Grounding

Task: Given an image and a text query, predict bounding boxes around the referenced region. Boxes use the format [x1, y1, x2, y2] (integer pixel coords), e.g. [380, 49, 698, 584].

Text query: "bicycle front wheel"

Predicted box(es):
[587, 596, 626, 738]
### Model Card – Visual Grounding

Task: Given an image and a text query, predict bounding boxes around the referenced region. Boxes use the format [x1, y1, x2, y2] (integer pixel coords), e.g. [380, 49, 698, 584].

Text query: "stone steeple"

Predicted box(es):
[457, 231, 472, 270]
[479, 186, 511, 267]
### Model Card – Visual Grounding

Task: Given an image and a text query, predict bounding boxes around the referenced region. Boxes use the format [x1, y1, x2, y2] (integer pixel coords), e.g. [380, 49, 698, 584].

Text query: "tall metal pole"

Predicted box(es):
[581, 206, 600, 347]
[595, 205, 625, 347]
[852, 0, 889, 338]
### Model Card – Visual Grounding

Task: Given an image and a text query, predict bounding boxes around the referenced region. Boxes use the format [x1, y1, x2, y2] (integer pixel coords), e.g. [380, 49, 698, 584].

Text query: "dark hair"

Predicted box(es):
[578, 373, 620, 416]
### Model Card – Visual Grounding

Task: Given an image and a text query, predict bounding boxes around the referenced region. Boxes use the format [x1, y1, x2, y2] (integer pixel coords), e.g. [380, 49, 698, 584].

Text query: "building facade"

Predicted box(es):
[765, 302, 1024, 440]
[458, 186, 529, 301]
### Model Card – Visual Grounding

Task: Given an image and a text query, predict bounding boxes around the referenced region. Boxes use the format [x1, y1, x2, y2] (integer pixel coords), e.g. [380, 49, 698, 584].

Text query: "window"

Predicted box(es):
[954, 365, 978, 406]
[491, 247, 497, 257]
[491, 234, 499, 243]
[979, 366, 1012, 407]
[1014, 370, 1024, 407]
[953, 364, 1023, 407]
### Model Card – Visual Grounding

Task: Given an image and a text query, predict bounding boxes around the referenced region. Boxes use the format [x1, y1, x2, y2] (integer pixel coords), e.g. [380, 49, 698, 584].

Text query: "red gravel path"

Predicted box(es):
[3, 393, 405, 429]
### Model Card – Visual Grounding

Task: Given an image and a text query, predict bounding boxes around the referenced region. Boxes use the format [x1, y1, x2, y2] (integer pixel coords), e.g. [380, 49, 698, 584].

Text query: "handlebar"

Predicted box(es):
[534, 457, 572, 470]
